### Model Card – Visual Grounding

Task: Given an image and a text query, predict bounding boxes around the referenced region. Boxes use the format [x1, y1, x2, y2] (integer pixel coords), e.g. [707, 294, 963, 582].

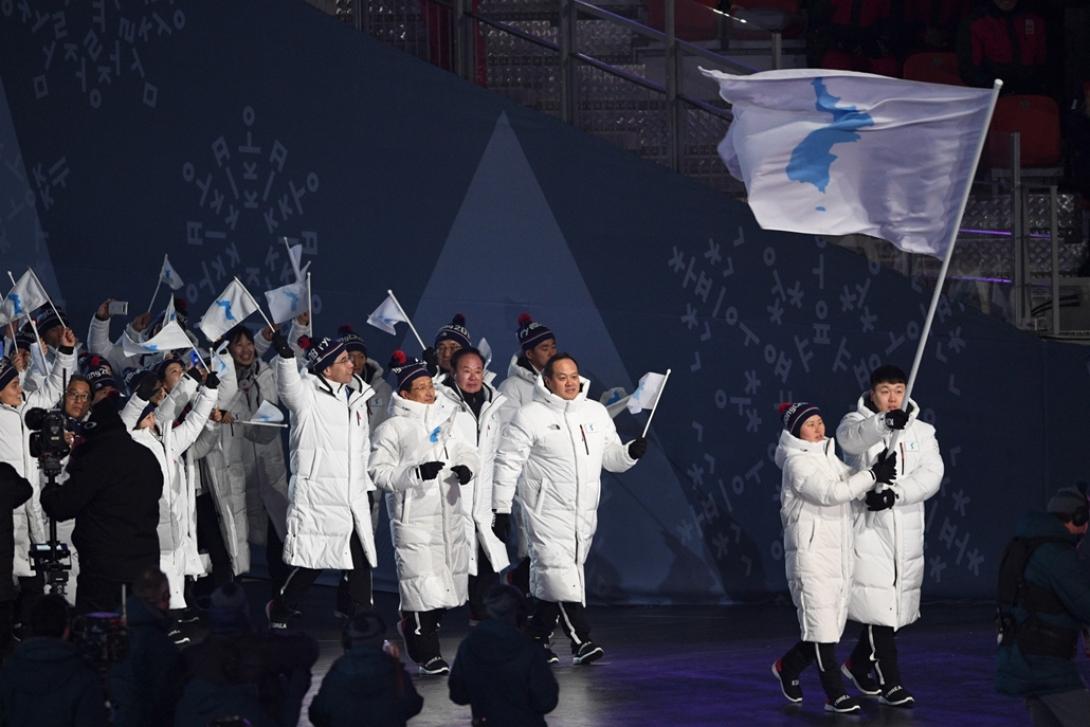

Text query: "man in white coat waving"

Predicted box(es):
[836, 364, 944, 708]
[493, 353, 646, 666]
[266, 332, 378, 629]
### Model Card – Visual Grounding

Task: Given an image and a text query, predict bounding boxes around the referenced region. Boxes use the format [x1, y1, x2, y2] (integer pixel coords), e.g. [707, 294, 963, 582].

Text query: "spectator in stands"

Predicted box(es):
[808, 0, 900, 77]
[1065, 81, 1090, 207]
[175, 583, 318, 727]
[109, 569, 184, 727]
[899, 0, 971, 54]
[958, 0, 1050, 96]
[308, 611, 424, 727]
[0, 594, 109, 726]
[449, 584, 559, 726]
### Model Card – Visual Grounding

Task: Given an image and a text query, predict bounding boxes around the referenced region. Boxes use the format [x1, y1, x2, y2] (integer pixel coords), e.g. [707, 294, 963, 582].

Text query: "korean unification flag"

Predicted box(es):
[122, 320, 193, 357]
[160, 254, 184, 290]
[700, 68, 996, 257]
[199, 279, 258, 342]
[0, 270, 49, 326]
[366, 293, 408, 336]
[251, 400, 285, 424]
[627, 372, 667, 415]
[264, 280, 307, 325]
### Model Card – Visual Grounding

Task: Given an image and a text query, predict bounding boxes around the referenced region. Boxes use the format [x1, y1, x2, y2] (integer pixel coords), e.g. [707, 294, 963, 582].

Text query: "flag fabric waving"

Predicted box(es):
[366, 292, 409, 335]
[627, 372, 668, 415]
[700, 68, 995, 258]
[264, 279, 307, 325]
[122, 320, 193, 357]
[1, 270, 49, 326]
[198, 279, 259, 342]
[160, 254, 185, 290]
[252, 400, 285, 424]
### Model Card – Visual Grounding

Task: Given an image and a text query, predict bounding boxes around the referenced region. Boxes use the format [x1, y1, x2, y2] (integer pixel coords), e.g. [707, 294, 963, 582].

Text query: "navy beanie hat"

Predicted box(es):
[388, 350, 429, 392]
[300, 335, 347, 375]
[0, 358, 17, 392]
[434, 314, 471, 349]
[338, 325, 367, 356]
[516, 312, 555, 353]
[779, 402, 822, 438]
[85, 358, 117, 394]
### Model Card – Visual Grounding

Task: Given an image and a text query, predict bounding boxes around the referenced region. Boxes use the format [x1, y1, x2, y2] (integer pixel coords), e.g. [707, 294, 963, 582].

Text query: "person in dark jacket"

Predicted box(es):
[996, 486, 1090, 726]
[308, 611, 424, 727]
[39, 398, 163, 614]
[958, 0, 1050, 95]
[449, 584, 559, 726]
[108, 568, 183, 727]
[175, 583, 318, 727]
[0, 593, 108, 726]
[0, 462, 33, 654]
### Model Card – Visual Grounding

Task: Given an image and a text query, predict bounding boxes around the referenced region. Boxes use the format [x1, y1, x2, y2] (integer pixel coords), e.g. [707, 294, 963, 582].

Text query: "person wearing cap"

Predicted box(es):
[308, 610, 424, 727]
[266, 330, 378, 629]
[996, 485, 1090, 726]
[771, 401, 897, 714]
[435, 347, 511, 623]
[497, 313, 557, 425]
[426, 314, 472, 378]
[127, 369, 219, 618]
[339, 325, 393, 432]
[370, 351, 478, 675]
[492, 353, 646, 666]
[0, 325, 76, 625]
[836, 364, 944, 707]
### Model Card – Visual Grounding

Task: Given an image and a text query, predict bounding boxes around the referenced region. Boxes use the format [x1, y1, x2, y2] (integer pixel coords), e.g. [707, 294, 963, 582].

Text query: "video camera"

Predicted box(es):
[24, 407, 72, 595]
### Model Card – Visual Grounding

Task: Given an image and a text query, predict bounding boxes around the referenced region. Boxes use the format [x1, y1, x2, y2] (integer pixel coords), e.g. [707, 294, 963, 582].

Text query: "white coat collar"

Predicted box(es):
[774, 429, 838, 469]
[854, 392, 920, 425]
[533, 374, 590, 411]
[506, 353, 541, 385]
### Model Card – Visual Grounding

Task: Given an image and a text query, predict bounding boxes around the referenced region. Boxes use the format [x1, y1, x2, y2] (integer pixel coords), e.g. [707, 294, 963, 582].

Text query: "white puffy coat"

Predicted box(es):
[128, 386, 216, 608]
[496, 354, 539, 425]
[370, 394, 479, 612]
[0, 350, 75, 579]
[276, 356, 377, 570]
[775, 430, 875, 643]
[359, 361, 393, 432]
[492, 377, 636, 604]
[435, 381, 510, 575]
[837, 395, 944, 629]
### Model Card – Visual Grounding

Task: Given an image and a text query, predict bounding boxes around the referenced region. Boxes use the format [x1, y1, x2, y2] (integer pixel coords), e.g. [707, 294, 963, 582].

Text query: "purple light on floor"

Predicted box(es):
[960, 227, 1051, 240]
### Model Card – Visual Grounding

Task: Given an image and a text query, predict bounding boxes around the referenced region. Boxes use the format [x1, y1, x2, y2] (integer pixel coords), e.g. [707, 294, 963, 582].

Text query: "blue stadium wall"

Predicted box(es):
[1, 0, 1086, 604]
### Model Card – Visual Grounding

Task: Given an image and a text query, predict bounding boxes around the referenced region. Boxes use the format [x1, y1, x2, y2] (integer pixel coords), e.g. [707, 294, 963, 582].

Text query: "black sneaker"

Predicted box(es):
[841, 660, 882, 697]
[265, 599, 291, 631]
[771, 659, 803, 704]
[543, 646, 559, 665]
[825, 694, 862, 714]
[572, 641, 604, 665]
[879, 685, 915, 708]
[419, 656, 450, 675]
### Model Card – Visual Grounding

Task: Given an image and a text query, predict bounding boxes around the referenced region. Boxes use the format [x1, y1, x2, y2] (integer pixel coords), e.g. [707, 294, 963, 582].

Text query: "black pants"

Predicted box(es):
[400, 608, 445, 664]
[195, 493, 233, 591]
[528, 600, 591, 651]
[468, 546, 499, 621]
[0, 600, 13, 655]
[266, 517, 289, 596]
[75, 573, 130, 614]
[849, 624, 901, 686]
[15, 573, 43, 626]
[507, 557, 531, 596]
[278, 532, 371, 615]
[780, 640, 847, 698]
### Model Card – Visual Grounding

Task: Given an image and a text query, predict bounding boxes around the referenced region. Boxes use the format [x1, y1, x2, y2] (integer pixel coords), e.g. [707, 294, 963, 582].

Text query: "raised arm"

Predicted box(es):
[835, 410, 888, 457]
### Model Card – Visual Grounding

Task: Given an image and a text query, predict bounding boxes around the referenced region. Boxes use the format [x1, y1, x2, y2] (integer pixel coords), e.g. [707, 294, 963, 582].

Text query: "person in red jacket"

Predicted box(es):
[958, 0, 1049, 95]
[809, 0, 900, 77]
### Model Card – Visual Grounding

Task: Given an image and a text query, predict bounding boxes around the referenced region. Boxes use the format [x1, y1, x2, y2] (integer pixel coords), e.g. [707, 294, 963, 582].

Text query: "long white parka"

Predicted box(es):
[492, 377, 636, 604]
[276, 356, 377, 570]
[775, 430, 875, 643]
[128, 385, 217, 608]
[370, 394, 479, 612]
[435, 381, 510, 575]
[0, 350, 76, 579]
[836, 395, 943, 630]
[495, 354, 538, 425]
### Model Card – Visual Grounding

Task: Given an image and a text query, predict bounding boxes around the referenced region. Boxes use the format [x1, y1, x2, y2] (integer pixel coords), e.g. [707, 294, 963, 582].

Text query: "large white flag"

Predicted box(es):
[122, 320, 193, 357]
[160, 254, 185, 290]
[627, 372, 667, 415]
[198, 279, 259, 342]
[251, 400, 285, 424]
[264, 279, 307, 325]
[366, 293, 409, 335]
[1, 270, 49, 326]
[700, 68, 995, 257]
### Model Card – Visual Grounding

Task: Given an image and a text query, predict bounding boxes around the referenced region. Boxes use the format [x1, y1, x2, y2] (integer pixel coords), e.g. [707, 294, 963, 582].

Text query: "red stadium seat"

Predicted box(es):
[985, 95, 1062, 168]
[647, 0, 719, 42]
[902, 52, 963, 87]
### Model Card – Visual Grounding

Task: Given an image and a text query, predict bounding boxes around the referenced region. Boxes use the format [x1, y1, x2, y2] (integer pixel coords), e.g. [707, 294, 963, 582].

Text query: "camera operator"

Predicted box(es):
[39, 393, 164, 614]
[0, 327, 77, 627]
[0, 463, 33, 653]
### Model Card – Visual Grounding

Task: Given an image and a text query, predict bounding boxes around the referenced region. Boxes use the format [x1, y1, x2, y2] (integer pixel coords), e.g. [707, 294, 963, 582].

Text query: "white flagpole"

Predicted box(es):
[232, 276, 276, 331]
[306, 272, 313, 330]
[238, 420, 289, 429]
[147, 255, 166, 313]
[28, 269, 64, 330]
[386, 289, 427, 351]
[640, 368, 672, 438]
[282, 236, 302, 280]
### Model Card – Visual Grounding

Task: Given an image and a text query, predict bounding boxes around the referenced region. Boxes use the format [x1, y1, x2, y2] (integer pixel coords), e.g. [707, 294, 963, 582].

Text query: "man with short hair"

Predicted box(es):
[497, 313, 557, 424]
[428, 314, 472, 378]
[836, 364, 944, 707]
[449, 584, 559, 726]
[493, 353, 646, 665]
[266, 332, 378, 628]
[997, 486, 1090, 726]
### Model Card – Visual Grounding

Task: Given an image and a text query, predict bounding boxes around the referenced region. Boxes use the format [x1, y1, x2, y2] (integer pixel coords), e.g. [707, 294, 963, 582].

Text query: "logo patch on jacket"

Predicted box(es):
[429, 426, 441, 443]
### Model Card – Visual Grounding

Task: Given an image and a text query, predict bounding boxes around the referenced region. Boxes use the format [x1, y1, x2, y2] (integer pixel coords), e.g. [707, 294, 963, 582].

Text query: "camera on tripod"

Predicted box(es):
[24, 407, 72, 594]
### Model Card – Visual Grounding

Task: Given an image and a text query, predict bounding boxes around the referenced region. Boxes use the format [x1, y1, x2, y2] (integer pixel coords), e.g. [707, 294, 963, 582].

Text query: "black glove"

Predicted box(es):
[417, 461, 444, 481]
[869, 449, 898, 485]
[883, 409, 909, 430]
[136, 374, 160, 402]
[421, 346, 439, 376]
[492, 512, 510, 541]
[271, 331, 293, 359]
[865, 487, 897, 512]
[627, 437, 647, 460]
[185, 367, 202, 383]
[450, 465, 473, 485]
[204, 371, 220, 390]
